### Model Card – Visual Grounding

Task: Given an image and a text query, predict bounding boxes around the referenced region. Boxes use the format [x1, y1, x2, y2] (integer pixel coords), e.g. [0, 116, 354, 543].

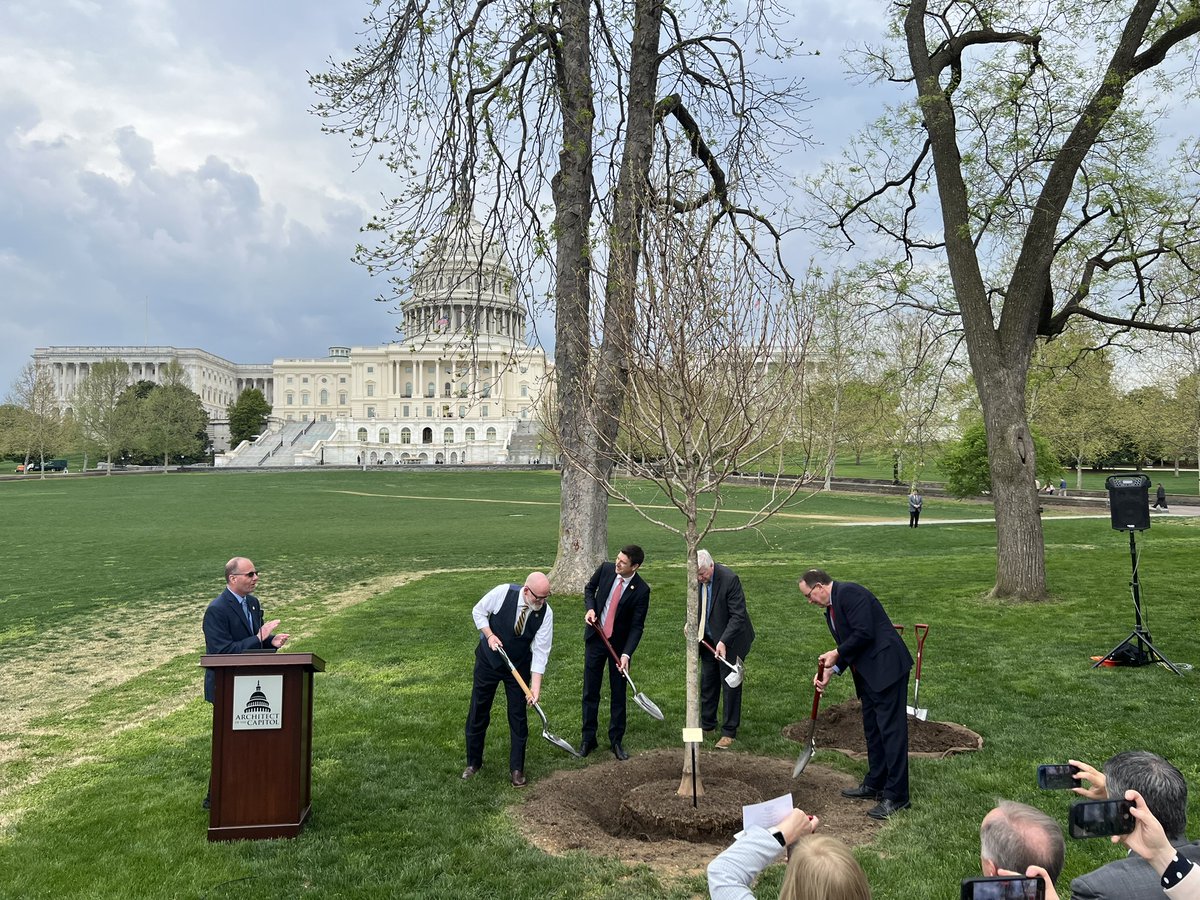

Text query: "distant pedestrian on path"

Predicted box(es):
[908, 489, 923, 528]
[1153, 483, 1168, 511]
[1059, 477, 1067, 497]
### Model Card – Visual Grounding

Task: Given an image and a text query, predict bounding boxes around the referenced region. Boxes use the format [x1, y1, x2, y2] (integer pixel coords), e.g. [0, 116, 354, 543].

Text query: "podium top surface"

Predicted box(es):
[200, 652, 326, 672]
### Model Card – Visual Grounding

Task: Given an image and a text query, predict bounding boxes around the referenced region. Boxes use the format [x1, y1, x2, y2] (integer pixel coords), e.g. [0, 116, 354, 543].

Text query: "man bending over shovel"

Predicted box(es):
[464, 572, 553, 788]
[800, 568, 912, 820]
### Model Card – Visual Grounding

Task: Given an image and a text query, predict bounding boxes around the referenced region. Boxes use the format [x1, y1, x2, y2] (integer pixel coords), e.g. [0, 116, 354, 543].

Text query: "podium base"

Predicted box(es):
[207, 804, 311, 842]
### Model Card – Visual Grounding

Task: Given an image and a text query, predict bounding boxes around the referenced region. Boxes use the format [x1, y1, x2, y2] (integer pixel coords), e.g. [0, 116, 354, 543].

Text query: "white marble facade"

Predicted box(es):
[32, 222, 550, 463]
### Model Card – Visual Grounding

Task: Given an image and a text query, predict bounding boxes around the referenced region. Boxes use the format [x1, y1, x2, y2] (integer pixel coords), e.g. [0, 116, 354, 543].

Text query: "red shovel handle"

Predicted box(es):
[894, 624, 905, 635]
[914, 623, 929, 676]
[591, 620, 624, 668]
[810, 660, 826, 718]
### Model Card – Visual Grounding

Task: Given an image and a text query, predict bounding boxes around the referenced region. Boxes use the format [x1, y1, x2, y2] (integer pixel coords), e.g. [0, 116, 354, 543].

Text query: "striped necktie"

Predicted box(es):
[515, 603, 529, 636]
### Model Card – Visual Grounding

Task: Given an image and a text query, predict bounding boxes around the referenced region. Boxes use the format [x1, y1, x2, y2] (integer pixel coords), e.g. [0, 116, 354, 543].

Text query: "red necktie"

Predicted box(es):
[602, 578, 624, 639]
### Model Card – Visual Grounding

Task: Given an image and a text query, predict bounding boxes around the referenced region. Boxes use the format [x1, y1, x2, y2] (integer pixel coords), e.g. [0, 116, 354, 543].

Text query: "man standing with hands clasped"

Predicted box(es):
[800, 568, 912, 820]
[201, 557, 289, 808]
[582, 545, 650, 761]
[697, 549, 754, 749]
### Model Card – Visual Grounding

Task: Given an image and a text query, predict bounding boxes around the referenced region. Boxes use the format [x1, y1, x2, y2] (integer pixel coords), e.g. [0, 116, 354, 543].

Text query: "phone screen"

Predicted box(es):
[960, 875, 1046, 899]
[1037, 763, 1079, 790]
[1069, 799, 1135, 838]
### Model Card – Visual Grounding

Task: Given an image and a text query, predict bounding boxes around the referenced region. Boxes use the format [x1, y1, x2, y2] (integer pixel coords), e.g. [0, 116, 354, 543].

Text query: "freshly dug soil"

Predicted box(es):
[782, 697, 983, 758]
[513, 749, 882, 878]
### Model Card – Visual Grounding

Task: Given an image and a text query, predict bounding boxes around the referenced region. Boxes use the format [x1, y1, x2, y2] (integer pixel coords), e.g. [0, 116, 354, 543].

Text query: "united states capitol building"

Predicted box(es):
[34, 223, 552, 466]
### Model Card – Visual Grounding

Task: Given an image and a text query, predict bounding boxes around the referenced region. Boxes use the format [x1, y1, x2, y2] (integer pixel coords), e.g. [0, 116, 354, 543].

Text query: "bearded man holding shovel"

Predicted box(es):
[463, 571, 553, 788]
[800, 568, 912, 820]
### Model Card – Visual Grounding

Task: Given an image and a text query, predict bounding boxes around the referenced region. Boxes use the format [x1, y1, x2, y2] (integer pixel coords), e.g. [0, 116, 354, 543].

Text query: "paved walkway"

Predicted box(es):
[838, 506, 1200, 526]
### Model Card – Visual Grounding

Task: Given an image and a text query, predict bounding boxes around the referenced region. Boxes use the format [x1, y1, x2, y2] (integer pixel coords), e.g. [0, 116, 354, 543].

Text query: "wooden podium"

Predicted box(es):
[201, 652, 325, 842]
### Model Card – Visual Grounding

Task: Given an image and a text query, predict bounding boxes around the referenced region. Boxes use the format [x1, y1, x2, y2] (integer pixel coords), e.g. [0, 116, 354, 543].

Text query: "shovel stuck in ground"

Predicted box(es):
[792, 659, 825, 777]
[494, 645, 583, 757]
[591, 622, 664, 721]
[906, 623, 929, 721]
[700, 639, 744, 688]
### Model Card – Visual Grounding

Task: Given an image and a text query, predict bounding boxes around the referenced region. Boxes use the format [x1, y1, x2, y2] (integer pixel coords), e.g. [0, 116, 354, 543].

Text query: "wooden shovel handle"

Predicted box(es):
[810, 660, 826, 718]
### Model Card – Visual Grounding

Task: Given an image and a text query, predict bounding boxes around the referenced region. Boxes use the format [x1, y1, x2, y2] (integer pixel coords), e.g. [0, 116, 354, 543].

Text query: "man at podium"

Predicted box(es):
[201, 557, 290, 807]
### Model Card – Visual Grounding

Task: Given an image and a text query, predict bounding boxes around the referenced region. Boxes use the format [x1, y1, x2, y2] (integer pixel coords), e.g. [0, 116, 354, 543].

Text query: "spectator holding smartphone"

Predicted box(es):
[1064, 751, 1200, 899]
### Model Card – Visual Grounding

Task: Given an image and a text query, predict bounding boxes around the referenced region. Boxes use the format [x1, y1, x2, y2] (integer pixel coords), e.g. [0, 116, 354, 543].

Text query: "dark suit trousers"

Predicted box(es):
[855, 671, 910, 804]
[465, 652, 529, 771]
[699, 649, 743, 737]
[581, 640, 628, 744]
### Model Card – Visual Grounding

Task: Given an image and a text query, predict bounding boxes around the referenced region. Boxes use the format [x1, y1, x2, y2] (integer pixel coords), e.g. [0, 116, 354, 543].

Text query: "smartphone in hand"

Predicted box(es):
[961, 875, 1046, 899]
[1069, 799, 1135, 839]
[1037, 763, 1080, 790]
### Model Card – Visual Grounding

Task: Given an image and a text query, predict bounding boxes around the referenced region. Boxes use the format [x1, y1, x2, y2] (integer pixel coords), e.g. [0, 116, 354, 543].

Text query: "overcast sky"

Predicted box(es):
[0, 0, 890, 395]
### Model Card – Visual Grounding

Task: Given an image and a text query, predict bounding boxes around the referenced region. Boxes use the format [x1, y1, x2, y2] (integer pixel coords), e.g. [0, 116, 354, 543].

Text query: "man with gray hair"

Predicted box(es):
[979, 800, 1065, 884]
[696, 549, 754, 749]
[1070, 750, 1200, 899]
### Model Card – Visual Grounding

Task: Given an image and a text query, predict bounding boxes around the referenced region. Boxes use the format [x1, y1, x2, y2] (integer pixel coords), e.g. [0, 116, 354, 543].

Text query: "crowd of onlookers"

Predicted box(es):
[707, 749, 1200, 899]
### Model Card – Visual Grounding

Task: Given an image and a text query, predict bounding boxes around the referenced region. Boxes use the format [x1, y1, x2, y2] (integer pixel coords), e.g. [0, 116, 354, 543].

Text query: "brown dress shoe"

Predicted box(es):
[715, 736, 735, 749]
[510, 769, 527, 788]
[461, 765, 481, 780]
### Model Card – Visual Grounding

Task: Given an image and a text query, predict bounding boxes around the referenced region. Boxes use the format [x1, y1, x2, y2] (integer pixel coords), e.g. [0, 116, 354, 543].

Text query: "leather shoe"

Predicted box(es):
[611, 741, 629, 761]
[580, 738, 597, 757]
[840, 784, 883, 800]
[715, 736, 735, 750]
[461, 765, 481, 780]
[510, 769, 527, 788]
[867, 798, 910, 819]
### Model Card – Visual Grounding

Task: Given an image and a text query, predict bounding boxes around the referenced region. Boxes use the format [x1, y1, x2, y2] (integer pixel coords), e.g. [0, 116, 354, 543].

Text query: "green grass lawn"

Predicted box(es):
[1, 470, 1198, 899]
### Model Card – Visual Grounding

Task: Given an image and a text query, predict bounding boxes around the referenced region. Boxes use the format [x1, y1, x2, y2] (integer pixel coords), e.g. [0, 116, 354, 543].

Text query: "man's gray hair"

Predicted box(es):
[697, 549, 713, 570]
[1105, 750, 1188, 840]
[980, 800, 1065, 882]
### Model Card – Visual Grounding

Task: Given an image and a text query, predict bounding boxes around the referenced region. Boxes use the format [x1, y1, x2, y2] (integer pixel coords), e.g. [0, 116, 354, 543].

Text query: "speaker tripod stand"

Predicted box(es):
[1093, 529, 1182, 675]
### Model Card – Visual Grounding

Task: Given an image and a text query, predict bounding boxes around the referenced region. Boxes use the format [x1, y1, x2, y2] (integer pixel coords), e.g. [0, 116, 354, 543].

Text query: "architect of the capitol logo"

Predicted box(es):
[232, 676, 283, 730]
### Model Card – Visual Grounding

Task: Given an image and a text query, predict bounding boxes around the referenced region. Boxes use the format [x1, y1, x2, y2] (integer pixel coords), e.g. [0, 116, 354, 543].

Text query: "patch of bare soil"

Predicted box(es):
[782, 698, 983, 758]
[513, 749, 882, 879]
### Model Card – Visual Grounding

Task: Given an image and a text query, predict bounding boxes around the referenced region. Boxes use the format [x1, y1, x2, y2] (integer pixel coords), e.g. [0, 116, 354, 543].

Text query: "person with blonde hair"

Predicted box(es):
[708, 809, 870, 899]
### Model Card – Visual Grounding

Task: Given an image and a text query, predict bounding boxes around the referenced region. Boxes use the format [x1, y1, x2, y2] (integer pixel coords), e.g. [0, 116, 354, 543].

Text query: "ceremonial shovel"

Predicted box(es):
[906, 623, 929, 721]
[700, 639, 744, 688]
[792, 660, 826, 777]
[591, 622, 664, 720]
[494, 645, 582, 757]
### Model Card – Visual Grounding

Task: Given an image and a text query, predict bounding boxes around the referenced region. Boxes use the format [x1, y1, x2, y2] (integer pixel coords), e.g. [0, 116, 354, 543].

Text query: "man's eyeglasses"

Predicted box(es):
[525, 586, 550, 601]
[234, 570, 259, 578]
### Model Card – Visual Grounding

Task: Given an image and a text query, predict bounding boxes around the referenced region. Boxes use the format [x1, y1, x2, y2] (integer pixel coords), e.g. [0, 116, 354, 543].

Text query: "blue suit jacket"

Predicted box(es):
[825, 580, 912, 693]
[202, 587, 276, 702]
[584, 562, 650, 659]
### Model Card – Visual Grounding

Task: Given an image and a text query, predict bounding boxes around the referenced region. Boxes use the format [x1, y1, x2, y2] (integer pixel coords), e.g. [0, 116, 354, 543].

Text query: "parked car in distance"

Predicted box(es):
[23, 459, 69, 472]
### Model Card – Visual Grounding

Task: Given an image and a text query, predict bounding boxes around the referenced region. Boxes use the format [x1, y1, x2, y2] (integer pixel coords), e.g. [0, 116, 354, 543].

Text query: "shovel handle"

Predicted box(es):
[591, 620, 625, 668]
[893, 624, 905, 635]
[914, 623, 929, 676]
[810, 660, 826, 718]
[494, 645, 535, 703]
[702, 639, 737, 671]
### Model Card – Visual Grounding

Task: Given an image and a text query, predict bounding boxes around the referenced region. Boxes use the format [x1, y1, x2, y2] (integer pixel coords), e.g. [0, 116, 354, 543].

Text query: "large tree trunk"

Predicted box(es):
[549, 0, 607, 592]
[975, 356, 1047, 599]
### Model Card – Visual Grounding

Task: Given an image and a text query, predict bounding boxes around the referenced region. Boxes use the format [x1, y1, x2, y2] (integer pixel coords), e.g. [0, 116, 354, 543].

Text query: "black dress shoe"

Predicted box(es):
[580, 738, 597, 757]
[867, 798, 910, 819]
[611, 741, 629, 761]
[461, 765, 481, 780]
[202, 793, 210, 810]
[510, 769, 527, 788]
[840, 784, 883, 800]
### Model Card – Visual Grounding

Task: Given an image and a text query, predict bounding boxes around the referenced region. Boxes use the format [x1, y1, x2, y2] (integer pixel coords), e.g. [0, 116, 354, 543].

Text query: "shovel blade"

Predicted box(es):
[634, 692, 665, 721]
[724, 669, 743, 688]
[914, 707, 928, 721]
[792, 743, 815, 778]
[543, 730, 583, 758]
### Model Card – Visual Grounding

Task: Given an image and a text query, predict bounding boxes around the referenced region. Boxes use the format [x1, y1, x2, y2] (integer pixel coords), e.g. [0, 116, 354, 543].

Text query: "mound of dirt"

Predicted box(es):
[782, 697, 983, 758]
[513, 749, 883, 878]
